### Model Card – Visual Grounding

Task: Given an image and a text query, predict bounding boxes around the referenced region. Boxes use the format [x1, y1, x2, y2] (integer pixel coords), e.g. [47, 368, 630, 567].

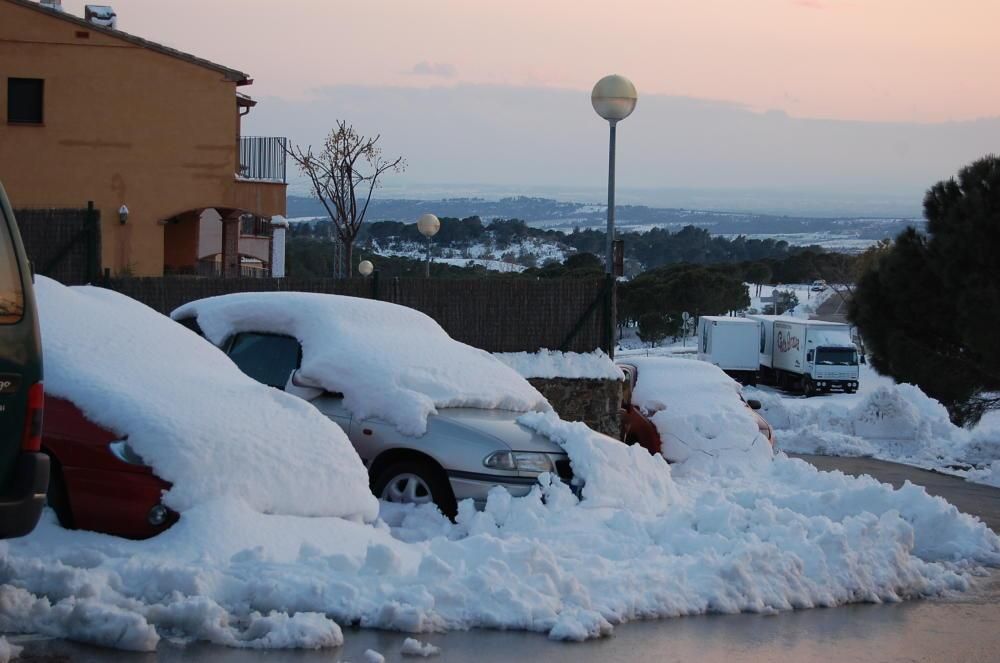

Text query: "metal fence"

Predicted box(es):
[15, 203, 101, 285]
[238, 136, 287, 183]
[102, 276, 610, 353]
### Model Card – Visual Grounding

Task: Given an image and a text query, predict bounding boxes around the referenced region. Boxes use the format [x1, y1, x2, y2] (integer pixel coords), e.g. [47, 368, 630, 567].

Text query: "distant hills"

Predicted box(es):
[286, 195, 923, 252]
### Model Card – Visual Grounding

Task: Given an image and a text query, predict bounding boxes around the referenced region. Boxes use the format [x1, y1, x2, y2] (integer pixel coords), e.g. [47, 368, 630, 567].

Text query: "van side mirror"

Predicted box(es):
[746, 399, 762, 410]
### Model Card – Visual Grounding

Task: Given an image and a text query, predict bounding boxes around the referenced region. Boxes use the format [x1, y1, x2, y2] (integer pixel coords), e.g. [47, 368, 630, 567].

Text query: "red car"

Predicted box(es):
[617, 361, 775, 459]
[42, 396, 176, 539]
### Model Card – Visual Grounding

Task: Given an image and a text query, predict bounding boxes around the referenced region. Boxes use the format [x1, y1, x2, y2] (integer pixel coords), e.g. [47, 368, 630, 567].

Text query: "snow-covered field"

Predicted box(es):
[372, 238, 568, 272]
[746, 365, 1000, 488]
[2, 284, 999, 655]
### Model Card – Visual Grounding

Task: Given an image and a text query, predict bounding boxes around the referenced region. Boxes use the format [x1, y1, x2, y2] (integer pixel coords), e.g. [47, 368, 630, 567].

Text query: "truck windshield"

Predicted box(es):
[0, 216, 25, 325]
[816, 348, 857, 366]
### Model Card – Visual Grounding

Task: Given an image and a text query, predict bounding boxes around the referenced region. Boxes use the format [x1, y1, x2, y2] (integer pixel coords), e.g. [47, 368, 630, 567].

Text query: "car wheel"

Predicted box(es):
[46, 458, 75, 529]
[373, 460, 457, 519]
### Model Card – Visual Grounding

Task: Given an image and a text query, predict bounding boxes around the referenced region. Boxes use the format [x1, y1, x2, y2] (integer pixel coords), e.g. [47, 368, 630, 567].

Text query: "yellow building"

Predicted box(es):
[0, 0, 286, 277]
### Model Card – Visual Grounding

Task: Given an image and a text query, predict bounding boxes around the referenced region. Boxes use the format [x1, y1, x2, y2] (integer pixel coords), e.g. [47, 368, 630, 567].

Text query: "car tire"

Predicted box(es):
[45, 458, 75, 529]
[373, 459, 458, 519]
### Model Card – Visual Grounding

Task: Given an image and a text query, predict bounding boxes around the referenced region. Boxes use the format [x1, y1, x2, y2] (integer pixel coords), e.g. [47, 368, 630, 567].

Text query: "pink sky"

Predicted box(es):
[63, 0, 999, 123]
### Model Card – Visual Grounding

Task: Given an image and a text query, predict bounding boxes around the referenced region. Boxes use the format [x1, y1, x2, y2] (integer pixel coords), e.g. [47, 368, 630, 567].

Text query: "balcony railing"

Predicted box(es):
[239, 136, 287, 183]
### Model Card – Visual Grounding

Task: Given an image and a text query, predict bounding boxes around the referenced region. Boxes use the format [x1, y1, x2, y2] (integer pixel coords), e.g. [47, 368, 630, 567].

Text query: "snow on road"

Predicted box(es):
[747, 365, 1000, 488]
[2, 285, 999, 654]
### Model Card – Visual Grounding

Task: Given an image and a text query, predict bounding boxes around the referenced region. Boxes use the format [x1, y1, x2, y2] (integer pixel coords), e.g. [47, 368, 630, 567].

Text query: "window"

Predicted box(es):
[8, 78, 44, 124]
[226, 333, 301, 388]
[0, 209, 25, 324]
[815, 348, 858, 366]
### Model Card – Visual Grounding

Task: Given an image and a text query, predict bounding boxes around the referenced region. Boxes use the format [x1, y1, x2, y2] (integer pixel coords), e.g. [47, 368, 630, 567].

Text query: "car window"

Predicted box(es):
[226, 333, 301, 389]
[0, 211, 25, 325]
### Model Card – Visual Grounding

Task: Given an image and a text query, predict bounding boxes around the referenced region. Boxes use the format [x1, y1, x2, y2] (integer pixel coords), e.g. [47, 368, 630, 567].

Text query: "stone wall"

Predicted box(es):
[528, 378, 623, 438]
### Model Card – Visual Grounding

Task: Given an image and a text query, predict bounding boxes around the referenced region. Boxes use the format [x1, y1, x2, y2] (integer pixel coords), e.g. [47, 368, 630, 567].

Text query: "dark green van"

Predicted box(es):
[0, 181, 48, 538]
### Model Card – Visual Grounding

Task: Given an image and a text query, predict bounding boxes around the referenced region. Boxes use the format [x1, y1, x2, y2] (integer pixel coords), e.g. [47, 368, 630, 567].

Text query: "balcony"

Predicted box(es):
[238, 136, 287, 183]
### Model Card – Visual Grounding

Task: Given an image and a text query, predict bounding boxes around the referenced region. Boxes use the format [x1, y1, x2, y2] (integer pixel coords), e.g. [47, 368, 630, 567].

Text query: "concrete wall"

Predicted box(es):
[528, 378, 623, 438]
[0, 0, 285, 276]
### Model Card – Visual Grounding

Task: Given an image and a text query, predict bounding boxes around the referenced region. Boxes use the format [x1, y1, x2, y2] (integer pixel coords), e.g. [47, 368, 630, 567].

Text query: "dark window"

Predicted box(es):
[8, 78, 44, 124]
[226, 332, 301, 388]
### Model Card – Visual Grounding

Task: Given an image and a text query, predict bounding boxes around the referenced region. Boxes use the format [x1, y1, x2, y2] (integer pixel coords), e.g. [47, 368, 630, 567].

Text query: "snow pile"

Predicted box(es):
[35, 278, 378, 521]
[173, 292, 549, 436]
[518, 412, 679, 514]
[625, 357, 771, 466]
[494, 349, 624, 380]
[747, 366, 1000, 486]
[0, 637, 21, 663]
[401, 637, 440, 656]
[2, 455, 998, 651]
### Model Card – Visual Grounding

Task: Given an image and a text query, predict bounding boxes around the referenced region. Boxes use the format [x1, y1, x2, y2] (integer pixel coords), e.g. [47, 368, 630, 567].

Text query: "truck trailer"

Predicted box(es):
[696, 316, 760, 385]
[747, 315, 859, 396]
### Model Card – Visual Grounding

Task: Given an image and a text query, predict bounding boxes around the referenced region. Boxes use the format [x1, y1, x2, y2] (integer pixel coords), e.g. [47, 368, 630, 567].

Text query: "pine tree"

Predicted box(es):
[850, 155, 1000, 425]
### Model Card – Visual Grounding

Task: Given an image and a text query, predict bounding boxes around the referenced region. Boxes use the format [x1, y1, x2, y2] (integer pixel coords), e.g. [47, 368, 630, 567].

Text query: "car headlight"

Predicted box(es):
[483, 451, 554, 474]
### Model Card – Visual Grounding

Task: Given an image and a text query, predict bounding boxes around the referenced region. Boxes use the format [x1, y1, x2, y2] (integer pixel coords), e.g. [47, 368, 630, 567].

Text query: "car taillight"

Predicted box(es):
[21, 382, 44, 452]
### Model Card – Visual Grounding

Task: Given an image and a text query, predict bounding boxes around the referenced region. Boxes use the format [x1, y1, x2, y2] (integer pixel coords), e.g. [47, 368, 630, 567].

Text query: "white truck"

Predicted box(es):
[748, 315, 859, 395]
[696, 316, 761, 385]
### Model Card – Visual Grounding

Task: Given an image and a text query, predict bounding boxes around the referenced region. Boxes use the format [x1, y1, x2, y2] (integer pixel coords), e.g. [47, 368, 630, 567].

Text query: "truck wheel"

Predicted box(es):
[373, 459, 458, 519]
[803, 377, 816, 397]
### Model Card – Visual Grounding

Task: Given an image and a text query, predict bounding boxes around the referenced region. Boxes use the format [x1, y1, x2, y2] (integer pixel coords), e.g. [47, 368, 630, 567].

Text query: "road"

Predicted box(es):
[8, 455, 1000, 663]
[810, 289, 850, 324]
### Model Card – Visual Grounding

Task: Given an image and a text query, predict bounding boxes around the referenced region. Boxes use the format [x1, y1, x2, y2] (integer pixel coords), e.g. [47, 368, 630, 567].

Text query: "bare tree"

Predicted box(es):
[288, 121, 405, 276]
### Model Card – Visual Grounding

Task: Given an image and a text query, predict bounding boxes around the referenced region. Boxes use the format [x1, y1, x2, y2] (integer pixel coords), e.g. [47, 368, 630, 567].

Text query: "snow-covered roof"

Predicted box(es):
[493, 350, 624, 380]
[36, 278, 378, 521]
[623, 356, 769, 465]
[172, 292, 550, 436]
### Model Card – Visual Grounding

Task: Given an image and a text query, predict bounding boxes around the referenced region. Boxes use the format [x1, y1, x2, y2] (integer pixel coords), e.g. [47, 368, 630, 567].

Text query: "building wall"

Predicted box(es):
[0, 1, 285, 276]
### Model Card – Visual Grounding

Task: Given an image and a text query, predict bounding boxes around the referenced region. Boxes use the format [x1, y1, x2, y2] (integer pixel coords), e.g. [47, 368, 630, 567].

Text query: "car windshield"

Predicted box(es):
[0, 214, 25, 324]
[816, 347, 858, 366]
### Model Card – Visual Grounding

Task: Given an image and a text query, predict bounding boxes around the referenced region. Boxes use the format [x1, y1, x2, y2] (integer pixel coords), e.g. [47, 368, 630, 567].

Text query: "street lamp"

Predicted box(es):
[417, 213, 440, 278]
[358, 260, 374, 277]
[591, 74, 637, 274]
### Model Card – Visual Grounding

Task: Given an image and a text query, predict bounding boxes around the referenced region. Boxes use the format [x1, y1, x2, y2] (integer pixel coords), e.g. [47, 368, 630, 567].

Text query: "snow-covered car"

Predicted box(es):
[34, 278, 379, 538]
[810, 279, 828, 292]
[173, 293, 571, 518]
[617, 357, 774, 464]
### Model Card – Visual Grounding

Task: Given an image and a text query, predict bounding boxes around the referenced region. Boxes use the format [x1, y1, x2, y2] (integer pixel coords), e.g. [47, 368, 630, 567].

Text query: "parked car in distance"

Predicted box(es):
[174, 296, 573, 518]
[42, 396, 176, 539]
[0, 181, 48, 539]
[617, 358, 775, 460]
[810, 280, 828, 292]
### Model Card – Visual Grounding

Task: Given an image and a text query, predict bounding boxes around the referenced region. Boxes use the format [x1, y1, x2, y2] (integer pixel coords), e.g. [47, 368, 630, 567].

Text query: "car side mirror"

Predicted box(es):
[747, 399, 762, 410]
[285, 370, 324, 401]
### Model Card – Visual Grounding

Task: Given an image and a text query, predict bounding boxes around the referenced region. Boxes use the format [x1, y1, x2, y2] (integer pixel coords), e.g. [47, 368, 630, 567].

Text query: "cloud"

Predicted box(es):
[407, 61, 458, 78]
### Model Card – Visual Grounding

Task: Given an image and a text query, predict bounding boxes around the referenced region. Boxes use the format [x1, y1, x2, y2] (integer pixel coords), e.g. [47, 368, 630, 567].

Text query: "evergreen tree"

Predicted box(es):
[850, 155, 1000, 425]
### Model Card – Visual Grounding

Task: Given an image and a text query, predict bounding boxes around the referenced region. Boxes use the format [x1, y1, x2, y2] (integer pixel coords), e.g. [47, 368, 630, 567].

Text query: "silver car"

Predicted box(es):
[179, 323, 572, 517]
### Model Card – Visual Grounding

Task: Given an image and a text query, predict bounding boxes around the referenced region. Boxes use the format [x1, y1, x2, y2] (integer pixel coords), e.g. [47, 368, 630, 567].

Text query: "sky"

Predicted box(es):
[58, 0, 1000, 214]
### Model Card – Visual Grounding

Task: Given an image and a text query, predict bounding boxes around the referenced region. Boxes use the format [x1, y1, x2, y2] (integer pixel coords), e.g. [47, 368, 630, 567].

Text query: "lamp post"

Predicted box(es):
[417, 213, 440, 278]
[591, 74, 637, 274]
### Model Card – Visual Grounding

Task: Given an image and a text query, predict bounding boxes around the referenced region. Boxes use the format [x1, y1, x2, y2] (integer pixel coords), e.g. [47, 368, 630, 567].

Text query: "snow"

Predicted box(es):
[364, 649, 386, 663]
[5, 281, 999, 655]
[34, 277, 378, 522]
[0, 637, 21, 663]
[433, 257, 526, 273]
[748, 283, 836, 319]
[172, 292, 550, 436]
[624, 357, 772, 466]
[746, 365, 1000, 487]
[493, 350, 624, 380]
[3, 454, 998, 651]
[400, 637, 441, 656]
